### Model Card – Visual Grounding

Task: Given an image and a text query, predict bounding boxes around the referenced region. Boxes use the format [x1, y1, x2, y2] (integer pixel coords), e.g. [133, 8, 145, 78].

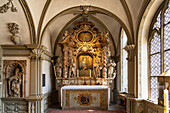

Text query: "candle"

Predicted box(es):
[89, 69, 91, 77]
[164, 89, 169, 113]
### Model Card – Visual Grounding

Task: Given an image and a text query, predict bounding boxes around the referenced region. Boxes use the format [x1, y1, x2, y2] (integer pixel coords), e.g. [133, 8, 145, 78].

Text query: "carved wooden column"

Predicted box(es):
[102, 47, 107, 78]
[63, 46, 68, 78]
[124, 44, 136, 97]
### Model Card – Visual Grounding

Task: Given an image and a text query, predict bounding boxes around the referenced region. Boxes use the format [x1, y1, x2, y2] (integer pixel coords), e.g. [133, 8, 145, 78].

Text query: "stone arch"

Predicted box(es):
[137, 0, 164, 98]
[40, 6, 132, 50]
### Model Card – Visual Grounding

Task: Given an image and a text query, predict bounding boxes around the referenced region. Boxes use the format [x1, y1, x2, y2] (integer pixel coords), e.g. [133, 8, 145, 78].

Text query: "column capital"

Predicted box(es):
[28, 45, 47, 60]
[124, 44, 136, 62]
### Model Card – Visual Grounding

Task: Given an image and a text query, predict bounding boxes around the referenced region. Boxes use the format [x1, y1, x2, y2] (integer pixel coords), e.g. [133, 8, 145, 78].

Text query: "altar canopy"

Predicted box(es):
[61, 85, 110, 110]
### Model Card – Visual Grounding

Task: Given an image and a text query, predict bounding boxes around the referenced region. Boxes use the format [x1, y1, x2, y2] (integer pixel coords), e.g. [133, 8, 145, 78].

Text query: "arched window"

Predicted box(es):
[120, 28, 128, 92]
[149, 1, 170, 103]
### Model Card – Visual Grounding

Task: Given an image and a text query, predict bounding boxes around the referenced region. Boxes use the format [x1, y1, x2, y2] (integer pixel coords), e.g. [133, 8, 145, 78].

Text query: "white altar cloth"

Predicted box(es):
[61, 85, 110, 107]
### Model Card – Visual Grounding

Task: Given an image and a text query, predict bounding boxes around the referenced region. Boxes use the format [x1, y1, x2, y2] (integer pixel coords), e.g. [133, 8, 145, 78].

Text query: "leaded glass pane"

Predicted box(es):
[150, 1, 170, 104]
[164, 24, 170, 50]
[151, 77, 158, 103]
[150, 33, 161, 54]
[164, 50, 170, 71]
[151, 54, 161, 76]
[153, 12, 161, 29]
[164, 2, 170, 25]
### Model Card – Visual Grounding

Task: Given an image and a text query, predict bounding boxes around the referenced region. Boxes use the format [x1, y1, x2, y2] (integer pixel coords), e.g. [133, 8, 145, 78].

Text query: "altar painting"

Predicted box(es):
[78, 55, 93, 77]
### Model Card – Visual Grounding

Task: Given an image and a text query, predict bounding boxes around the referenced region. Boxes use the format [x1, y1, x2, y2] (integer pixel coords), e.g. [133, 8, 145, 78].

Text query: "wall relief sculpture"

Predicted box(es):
[53, 19, 117, 85]
[3, 60, 26, 98]
[8, 23, 22, 45]
[0, 0, 17, 13]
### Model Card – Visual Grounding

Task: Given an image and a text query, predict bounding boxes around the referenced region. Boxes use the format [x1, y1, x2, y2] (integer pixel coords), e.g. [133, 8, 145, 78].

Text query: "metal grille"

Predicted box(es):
[151, 54, 161, 76]
[164, 51, 170, 71]
[164, 5, 170, 25]
[151, 77, 159, 103]
[150, 33, 161, 54]
[150, 3, 170, 103]
[164, 24, 170, 50]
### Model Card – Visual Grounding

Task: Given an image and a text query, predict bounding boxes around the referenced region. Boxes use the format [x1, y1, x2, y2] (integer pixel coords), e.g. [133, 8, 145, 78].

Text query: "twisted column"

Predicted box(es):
[63, 46, 68, 78]
[102, 47, 107, 78]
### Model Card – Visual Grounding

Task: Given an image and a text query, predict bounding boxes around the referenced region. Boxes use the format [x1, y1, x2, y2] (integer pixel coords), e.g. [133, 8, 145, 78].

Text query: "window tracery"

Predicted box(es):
[149, 1, 170, 103]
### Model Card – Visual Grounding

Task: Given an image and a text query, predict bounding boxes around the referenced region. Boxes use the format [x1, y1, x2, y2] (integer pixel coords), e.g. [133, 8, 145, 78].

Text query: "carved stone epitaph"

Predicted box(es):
[3, 60, 26, 98]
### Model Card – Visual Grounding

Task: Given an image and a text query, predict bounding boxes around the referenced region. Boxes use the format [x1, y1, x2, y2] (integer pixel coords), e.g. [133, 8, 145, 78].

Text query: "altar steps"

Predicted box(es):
[46, 104, 125, 113]
[47, 110, 124, 113]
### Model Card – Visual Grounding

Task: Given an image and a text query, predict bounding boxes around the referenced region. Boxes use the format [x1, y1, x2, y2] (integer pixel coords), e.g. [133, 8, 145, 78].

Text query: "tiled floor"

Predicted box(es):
[45, 104, 125, 113]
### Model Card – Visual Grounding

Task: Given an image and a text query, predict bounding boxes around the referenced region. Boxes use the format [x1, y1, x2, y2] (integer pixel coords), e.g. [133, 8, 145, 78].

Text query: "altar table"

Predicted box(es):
[61, 85, 110, 110]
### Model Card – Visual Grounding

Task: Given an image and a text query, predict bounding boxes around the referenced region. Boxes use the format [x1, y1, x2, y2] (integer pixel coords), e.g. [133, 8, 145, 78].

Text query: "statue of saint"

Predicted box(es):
[54, 57, 62, 78]
[94, 59, 101, 78]
[165, 82, 169, 90]
[68, 59, 75, 78]
[8, 68, 22, 97]
[107, 60, 116, 78]
[103, 31, 109, 42]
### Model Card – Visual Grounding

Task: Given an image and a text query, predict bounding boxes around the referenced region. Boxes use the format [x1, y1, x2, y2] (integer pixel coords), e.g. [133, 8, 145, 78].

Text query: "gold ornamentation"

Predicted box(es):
[78, 93, 92, 106]
[58, 19, 116, 82]
[65, 89, 108, 108]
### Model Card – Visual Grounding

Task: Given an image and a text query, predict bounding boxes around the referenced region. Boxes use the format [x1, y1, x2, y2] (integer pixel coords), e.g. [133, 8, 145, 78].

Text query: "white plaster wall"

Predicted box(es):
[42, 60, 52, 94]
[26, 0, 47, 33]
[42, 28, 52, 53]
[42, 0, 130, 37]
[0, 0, 31, 45]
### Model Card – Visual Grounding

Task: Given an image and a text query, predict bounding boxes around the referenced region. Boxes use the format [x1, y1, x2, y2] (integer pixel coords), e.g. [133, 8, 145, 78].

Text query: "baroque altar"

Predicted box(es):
[52, 19, 117, 108]
[53, 19, 116, 85]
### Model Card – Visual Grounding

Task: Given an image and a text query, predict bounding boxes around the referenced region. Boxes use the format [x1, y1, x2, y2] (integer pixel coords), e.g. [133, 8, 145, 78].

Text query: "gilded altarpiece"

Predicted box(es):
[54, 19, 116, 82]
[53, 20, 117, 109]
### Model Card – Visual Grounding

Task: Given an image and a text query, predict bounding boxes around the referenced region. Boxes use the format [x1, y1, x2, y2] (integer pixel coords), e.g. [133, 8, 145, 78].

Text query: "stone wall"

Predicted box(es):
[126, 97, 164, 113]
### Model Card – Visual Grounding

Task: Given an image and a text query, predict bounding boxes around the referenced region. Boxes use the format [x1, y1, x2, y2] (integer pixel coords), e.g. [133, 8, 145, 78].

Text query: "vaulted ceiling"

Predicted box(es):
[0, 0, 150, 55]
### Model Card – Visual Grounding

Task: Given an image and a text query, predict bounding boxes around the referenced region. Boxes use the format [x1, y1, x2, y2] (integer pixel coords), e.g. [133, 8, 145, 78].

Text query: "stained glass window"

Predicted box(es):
[150, 1, 170, 104]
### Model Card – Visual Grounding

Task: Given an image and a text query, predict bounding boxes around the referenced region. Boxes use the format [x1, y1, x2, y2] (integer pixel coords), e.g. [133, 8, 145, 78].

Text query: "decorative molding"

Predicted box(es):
[126, 97, 164, 113]
[8, 23, 22, 45]
[120, 0, 134, 43]
[8, 23, 19, 35]
[37, 0, 52, 44]
[0, 0, 17, 13]
[124, 44, 135, 61]
[2, 98, 28, 112]
[19, 0, 36, 44]
[79, 5, 91, 17]
[28, 45, 47, 60]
